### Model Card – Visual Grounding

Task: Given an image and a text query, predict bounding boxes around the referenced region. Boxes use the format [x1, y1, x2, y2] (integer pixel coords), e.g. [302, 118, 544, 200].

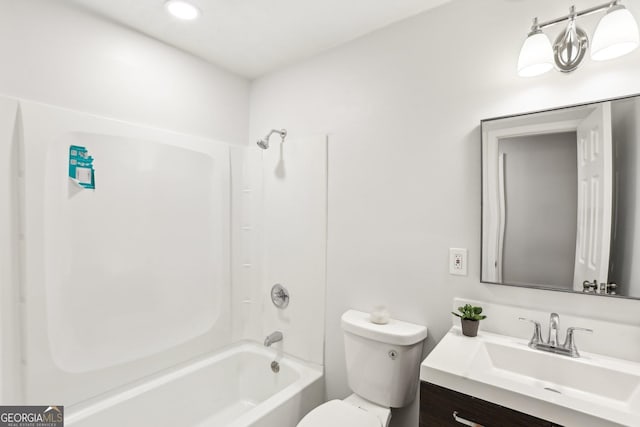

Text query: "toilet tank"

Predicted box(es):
[341, 310, 428, 408]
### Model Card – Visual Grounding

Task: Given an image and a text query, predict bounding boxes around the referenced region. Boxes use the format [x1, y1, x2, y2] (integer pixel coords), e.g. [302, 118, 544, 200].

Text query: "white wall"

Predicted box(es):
[249, 0, 640, 426]
[0, 0, 249, 143]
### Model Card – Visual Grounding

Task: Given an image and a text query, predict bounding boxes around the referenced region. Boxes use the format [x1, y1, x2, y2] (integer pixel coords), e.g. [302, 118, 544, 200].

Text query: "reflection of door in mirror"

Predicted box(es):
[482, 105, 613, 292]
[574, 103, 613, 292]
[499, 132, 577, 289]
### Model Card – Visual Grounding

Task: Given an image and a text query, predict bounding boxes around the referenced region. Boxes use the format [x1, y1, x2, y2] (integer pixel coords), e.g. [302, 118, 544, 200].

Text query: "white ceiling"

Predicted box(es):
[68, 0, 451, 79]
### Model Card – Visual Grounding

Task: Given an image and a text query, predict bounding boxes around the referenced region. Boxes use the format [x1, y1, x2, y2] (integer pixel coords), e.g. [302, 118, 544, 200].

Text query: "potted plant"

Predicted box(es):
[452, 304, 487, 337]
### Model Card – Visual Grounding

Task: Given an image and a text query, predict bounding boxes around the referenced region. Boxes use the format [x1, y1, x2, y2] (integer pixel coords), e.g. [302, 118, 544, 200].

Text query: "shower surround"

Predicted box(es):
[0, 95, 327, 426]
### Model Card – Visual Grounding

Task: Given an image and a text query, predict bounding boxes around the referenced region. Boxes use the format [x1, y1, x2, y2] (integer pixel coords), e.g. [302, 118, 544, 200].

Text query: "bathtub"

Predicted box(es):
[65, 342, 324, 427]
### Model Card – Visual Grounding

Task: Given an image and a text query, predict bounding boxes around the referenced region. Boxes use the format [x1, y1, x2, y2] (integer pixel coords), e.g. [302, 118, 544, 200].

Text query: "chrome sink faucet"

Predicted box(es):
[548, 312, 559, 347]
[519, 313, 592, 358]
[264, 331, 283, 347]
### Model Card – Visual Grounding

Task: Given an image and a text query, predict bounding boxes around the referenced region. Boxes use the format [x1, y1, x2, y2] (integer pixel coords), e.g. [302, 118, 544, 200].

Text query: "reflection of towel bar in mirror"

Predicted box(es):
[481, 93, 640, 300]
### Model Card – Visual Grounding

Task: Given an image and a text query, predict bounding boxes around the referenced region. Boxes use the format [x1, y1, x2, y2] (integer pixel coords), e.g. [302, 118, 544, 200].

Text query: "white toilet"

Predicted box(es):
[298, 309, 428, 427]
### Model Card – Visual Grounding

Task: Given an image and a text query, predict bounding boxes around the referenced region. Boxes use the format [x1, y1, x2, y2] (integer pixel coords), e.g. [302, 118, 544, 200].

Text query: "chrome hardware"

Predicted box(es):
[564, 326, 594, 357]
[547, 312, 560, 347]
[583, 279, 618, 295]
[518, 317, 543, 346]
[520, 313, 593, 358]
[582, 279, 597, 293]
[552, 6, 589, 73]
[270, 361, 280, 373]
[523, 0, 634, 75]
[453, 411, 484, 427]
[256, 128, 287, 150]
[264, 331, 283, 347]
[270, 284, 290, 309]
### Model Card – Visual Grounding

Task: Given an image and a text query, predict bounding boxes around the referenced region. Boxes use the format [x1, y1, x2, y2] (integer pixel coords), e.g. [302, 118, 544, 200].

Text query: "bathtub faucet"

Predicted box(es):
[264, 331, 283, 347]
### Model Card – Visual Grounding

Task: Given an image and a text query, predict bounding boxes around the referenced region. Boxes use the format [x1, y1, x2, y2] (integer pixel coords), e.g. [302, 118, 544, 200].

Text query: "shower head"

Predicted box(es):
[257, 128, 287, 149]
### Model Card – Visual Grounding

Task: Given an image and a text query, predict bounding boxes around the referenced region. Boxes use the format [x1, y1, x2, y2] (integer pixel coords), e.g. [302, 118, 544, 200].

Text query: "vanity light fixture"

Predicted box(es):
[518, 0, 639, 77]
[165, 0, 201, 20]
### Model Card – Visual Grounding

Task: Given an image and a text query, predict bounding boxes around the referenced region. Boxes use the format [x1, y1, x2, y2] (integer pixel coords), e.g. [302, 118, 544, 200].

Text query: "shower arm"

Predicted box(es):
[264, 129, 287, 142]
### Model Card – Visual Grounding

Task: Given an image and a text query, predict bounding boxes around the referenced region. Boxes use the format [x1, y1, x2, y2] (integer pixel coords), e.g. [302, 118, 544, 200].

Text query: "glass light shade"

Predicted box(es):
[517, 31, 554, 77]
[165, 0, 201, 20]
[591, 5, 639, 61]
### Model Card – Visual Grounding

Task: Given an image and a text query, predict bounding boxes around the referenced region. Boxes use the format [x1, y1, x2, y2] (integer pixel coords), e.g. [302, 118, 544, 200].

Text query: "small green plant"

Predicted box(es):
[452, 304, 487, 321]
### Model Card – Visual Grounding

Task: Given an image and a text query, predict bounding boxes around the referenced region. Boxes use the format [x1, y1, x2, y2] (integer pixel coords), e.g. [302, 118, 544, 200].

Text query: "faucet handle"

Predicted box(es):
[563, 327, 593, 357]
[519, 317, 543, 346]
[566, 326, 593, 333]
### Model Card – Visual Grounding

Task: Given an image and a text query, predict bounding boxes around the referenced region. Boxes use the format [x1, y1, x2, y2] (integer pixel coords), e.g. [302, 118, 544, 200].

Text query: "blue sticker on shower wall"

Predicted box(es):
[69, 145, 96, 189]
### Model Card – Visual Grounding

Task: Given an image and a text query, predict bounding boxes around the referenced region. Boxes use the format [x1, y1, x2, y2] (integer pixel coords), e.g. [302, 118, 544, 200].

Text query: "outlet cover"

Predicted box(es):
[449, 248, 468, 276]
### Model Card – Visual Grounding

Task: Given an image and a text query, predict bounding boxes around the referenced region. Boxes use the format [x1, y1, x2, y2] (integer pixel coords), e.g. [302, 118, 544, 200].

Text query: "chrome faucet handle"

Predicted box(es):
[519, 317, 543, 346]
[563, 327, 593, 357]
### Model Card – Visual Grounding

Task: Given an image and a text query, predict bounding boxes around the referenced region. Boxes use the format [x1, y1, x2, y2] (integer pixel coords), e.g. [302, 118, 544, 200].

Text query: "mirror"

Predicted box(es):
[481, 94, 640, 299]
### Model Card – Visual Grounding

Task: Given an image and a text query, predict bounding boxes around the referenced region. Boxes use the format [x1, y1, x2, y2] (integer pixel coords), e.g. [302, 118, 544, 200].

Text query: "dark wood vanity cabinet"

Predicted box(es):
[419, 381, 563, 427]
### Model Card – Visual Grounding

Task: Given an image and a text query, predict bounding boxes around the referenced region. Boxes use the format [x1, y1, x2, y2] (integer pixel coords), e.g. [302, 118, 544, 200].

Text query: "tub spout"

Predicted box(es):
[264, 331, 283, 347]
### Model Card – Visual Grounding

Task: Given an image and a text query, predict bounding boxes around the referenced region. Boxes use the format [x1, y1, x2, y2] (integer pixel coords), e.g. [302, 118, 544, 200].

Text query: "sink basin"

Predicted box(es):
[421, 328, 640, 426]
[473, 340, 640, 404]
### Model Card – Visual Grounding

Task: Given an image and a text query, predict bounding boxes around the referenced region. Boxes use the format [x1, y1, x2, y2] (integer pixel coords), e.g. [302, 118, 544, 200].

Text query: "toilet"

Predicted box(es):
[298, 309, 428, 427]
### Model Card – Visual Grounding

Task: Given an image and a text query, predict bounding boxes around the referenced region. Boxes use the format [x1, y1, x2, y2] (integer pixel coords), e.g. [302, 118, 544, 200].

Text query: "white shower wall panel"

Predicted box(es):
[45, 133, 223, 372]
[19, 100, 231, 405]
[0, 97, 20, 404]
[230, 147, 264, 342]
[261, 136, 327, 365]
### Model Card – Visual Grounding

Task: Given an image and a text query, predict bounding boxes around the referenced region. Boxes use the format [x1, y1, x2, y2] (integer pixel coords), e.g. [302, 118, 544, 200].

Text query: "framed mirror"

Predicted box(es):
[481, 94, 640, 299]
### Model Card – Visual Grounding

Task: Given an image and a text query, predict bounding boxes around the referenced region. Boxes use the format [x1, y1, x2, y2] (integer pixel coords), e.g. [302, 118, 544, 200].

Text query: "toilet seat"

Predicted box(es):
[297, 400, 382, 427]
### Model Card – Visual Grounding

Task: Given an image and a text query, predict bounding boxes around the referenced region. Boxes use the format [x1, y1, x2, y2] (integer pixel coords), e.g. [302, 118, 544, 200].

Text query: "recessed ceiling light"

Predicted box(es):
[165, 0, 201, 20]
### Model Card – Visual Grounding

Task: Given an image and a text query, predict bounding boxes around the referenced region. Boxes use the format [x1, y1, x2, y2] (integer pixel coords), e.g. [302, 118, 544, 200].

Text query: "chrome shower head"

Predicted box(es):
[256, 128, 287, 149]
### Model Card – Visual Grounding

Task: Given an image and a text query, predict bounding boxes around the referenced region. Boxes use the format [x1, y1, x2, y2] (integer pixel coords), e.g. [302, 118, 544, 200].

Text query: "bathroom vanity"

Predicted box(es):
[419, 325, 640, 427]
[419, 381, 559, 427]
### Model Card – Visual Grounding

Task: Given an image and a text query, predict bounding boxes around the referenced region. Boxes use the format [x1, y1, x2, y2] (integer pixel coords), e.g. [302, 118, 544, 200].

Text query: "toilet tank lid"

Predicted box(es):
[341, 310, 428, 345]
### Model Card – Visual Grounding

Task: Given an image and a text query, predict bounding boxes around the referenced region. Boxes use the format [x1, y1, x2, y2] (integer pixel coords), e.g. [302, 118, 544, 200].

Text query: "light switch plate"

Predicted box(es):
[449, 248, 468, 276]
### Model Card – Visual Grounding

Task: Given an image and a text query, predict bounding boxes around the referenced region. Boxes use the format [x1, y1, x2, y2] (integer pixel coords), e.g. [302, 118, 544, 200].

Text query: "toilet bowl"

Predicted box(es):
[298, 394, 391, 427]
[297, 309, 428, 427]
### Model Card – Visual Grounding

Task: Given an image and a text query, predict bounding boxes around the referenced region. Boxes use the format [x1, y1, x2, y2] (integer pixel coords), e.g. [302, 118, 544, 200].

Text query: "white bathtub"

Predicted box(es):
[65, 342, 324, 427]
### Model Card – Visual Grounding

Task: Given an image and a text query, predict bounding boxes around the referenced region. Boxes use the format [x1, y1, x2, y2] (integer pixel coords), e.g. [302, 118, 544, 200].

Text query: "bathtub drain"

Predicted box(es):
[271, 361, 280, 373]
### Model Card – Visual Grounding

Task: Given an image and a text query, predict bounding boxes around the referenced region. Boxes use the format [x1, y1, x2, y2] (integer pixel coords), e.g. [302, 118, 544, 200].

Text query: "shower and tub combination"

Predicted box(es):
[0, 96, 327, 426]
